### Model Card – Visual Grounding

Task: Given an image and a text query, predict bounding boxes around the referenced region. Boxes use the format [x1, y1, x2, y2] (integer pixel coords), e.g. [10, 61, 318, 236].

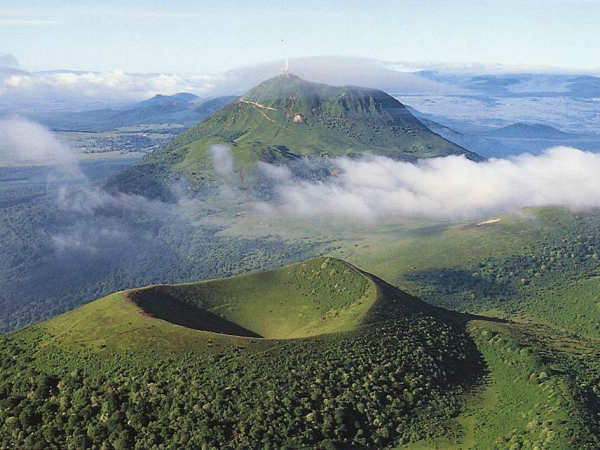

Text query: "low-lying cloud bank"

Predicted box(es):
[0, 116, 77, 165]
[0, 69, 223, 112]
[0, 117, 176, 254]
[5, 117, 600, 230]
[51, 186, 176, 254]
[4, 55, 599, 115]
[0, 56, 464, 113]
[259, 147, 600, 222]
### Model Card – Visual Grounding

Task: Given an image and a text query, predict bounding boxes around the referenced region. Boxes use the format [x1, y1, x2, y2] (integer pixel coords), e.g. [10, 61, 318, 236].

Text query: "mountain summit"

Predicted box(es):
[109, 74, 481, 199]
[244, 73, 412, 113]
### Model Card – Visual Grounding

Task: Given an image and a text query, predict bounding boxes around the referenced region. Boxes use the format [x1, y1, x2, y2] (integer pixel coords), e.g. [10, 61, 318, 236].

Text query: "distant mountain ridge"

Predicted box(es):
[407, 104, 599, 158]
[485, 122, 573, 139]
[31, 94, 237, 132]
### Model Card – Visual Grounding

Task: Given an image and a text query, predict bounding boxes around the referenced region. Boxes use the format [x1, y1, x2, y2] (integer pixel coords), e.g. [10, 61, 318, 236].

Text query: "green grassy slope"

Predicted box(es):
[0, 258, 485, 448]
[40, 258, 380, 350]
[406, 321, 599, 450]
[1, 256, 598, 448]
[108, 75, 480, 199]
[464, 322, 596, 449]
[37, 257, 448, 352]
[288, 206, 600, 343]
[392, 208, 600, 339]
[129, 258, 375, 339]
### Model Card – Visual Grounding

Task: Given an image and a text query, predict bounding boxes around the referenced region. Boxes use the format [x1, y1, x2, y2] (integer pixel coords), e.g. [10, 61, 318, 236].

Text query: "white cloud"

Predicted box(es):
[0, 55, 468, 114]
[260, 147, 600, 222]
[2, 55, 597, 115]
[0, 117, 79, 175]
[51, 186, 170, 254]
[258, 162, 292, 181]
[208, 144, 234, 175]
[387, 60, 600, 75]
[4, 69, 219, 96]
[0, 117, 182, 253]
[0, 69, 223, 111]
[216, 56, 465, 96]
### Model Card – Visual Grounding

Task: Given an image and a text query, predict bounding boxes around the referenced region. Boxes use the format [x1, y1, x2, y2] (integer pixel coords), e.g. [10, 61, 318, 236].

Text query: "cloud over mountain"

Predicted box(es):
[0, 56, 465, 113]
[260, 147, 600, 222]
[215, 56, 465, 96]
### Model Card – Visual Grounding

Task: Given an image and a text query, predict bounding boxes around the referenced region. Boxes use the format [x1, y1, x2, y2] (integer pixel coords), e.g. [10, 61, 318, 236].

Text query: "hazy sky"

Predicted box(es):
[1, 0, 599, 73]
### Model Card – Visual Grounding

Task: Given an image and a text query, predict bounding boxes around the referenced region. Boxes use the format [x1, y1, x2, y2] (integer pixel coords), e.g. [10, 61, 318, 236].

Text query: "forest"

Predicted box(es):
[0, 312, 480, 448]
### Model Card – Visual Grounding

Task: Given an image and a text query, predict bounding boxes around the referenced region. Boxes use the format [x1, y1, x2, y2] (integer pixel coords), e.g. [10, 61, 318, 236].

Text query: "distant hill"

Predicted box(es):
[108, 74, 481, 199]
[418, 117, 518, 159]
[486, 122, 574, 139]
[415, 71, 600, 98]
[133, 92, 200, 108]
[409, 109, 597, 158]
[31, 94, 237, 132]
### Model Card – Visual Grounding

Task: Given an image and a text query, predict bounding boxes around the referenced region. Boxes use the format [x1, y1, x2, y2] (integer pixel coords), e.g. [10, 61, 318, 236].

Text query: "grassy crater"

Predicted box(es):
[125, 257, 376, 339]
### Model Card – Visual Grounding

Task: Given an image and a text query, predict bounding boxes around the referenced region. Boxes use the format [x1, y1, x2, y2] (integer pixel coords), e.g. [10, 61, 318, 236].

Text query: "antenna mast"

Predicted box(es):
[283, 56, 290, 77]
